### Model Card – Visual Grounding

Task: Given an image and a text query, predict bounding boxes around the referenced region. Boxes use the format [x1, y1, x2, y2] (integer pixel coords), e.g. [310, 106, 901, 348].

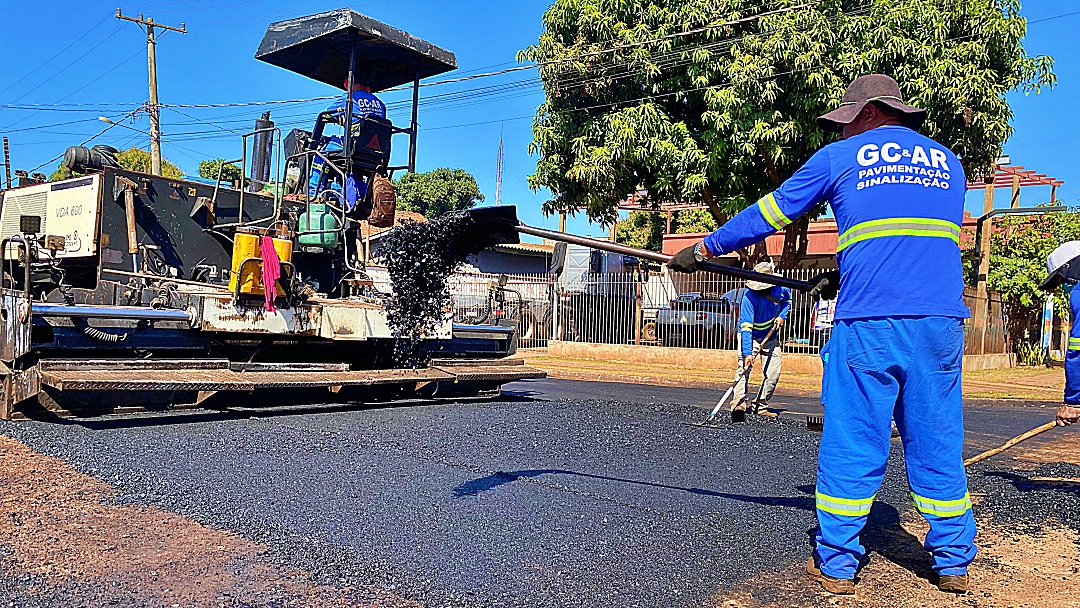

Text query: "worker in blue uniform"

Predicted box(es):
[667, 74, 975, 594]
[1041, 241, 1080, 427]
[308, 78, 388, 208]
[734, 261, 791, 416]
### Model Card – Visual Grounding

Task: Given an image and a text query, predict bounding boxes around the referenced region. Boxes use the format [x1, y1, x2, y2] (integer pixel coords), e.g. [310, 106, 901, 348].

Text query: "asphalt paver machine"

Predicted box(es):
[0, 9, 542, 420]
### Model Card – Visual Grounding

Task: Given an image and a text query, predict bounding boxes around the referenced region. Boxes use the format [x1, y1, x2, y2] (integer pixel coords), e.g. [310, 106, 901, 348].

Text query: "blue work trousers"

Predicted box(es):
[1066, 347, 1080, 405]
[815, 316, 977, 579]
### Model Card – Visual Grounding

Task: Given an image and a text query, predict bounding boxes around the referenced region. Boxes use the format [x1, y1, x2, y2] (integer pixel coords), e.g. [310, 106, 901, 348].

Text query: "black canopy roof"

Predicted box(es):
[255, 9, 457, 92]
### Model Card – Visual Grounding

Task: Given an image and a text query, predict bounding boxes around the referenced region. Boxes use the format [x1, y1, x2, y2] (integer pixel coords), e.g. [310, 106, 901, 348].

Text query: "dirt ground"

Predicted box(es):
[706, 516, 1080, 608]
[706, 434, 1080, 608]
[0, 435, 417, 608]
[520, 351, 1065, 404]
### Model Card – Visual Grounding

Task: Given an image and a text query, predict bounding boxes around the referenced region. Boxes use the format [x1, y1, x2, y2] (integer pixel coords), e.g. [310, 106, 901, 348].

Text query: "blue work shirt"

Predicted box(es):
[739, 286, 791, 357]
[326, 89, 387, 125]
[703, 125, 968, 321]
[308, 90, 387, 201]
[1066, 288, 1080, 405]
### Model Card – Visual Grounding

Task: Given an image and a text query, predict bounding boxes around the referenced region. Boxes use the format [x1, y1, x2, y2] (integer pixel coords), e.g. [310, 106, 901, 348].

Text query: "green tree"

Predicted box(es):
[616, 211, 666, 250]
[986, 209, 1080, 325]
[199, 158, 243, 183]
[673, 208, 717, 234]
[522, 0, 1054, 266]
[48, 165, 77, 182]
[614, 208, 717, 251]
[393, 168, 485, 219]
[116, 147, 184, 179]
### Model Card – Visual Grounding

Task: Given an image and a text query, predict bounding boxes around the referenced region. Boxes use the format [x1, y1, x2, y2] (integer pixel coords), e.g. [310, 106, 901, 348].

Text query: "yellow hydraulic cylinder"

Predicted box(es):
[229, 231, 293, 294]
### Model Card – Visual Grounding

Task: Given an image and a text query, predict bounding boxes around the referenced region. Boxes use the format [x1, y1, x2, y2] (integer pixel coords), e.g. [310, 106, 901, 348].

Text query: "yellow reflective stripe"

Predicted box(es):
[1069, 337, 1080, 351]
[743, 318, 777, 331]
[836, 218, 961, 252]
[910, 492, 972, 517]
[816, 491, 874, 517]
[757, 193, 791, 231]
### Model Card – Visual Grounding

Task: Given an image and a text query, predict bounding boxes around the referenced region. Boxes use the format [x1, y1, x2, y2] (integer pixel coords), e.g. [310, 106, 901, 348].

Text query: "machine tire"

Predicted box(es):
[640, 320, 657, 343]
[517, 309, 540, 347]
[553, 306, 579, 342]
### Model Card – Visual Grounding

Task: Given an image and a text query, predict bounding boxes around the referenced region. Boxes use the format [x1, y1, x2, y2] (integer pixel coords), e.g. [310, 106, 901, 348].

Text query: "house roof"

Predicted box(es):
[361, 210, 428, 240]
[493, 242, 555, 256]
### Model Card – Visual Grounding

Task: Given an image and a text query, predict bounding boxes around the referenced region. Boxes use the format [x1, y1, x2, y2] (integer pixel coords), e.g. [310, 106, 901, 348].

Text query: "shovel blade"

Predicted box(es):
[457, 206, 521, 252]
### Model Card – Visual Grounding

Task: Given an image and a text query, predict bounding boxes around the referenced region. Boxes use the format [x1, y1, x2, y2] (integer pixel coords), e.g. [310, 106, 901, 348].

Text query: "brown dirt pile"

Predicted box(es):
[703, 515, 1080, 608]
[0, 435, 419, 607]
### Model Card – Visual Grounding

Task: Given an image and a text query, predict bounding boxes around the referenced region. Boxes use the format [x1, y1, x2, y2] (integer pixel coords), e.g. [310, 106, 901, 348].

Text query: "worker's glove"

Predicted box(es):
[667, 244, 702, 274]
[809, 270, 841, 300]
[1057, 404, 1080, 427]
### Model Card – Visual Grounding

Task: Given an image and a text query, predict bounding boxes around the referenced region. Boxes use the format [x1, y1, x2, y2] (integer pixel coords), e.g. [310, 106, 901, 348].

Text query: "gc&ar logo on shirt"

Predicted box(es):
[855, 142, 953, 192]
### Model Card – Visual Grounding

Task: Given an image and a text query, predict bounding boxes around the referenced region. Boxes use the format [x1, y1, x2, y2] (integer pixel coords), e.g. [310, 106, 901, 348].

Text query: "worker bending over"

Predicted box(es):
[734, 261, 790, 417]
[1041, 241, 1080, 427]
[668, 74, 975, 594]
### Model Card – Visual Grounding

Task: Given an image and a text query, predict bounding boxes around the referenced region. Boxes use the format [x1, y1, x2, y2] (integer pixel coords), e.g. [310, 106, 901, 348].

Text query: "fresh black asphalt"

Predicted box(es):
[1, 378, 1077, 608]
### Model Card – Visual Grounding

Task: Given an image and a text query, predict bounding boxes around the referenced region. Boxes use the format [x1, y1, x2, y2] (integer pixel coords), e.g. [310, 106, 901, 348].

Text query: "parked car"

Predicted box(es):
[654, 291, 741, 349]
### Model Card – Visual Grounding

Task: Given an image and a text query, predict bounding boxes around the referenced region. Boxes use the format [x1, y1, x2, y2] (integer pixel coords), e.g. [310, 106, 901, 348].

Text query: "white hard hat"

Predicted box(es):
[1041, 240, 1080, 290]
[746, 260, 779, 291]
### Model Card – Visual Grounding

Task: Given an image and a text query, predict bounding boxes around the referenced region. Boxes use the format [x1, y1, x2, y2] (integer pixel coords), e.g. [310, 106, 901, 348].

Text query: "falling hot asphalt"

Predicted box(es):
[1, 378, 1077, 608]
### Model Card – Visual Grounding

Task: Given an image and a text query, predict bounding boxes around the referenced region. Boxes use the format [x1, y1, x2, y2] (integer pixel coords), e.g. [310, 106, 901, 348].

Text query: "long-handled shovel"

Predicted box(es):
[963, 419, 1060, 467]
[698, 324, 779, 425]
[461, 206, 824, 292]
[805, 412, 1060, 469]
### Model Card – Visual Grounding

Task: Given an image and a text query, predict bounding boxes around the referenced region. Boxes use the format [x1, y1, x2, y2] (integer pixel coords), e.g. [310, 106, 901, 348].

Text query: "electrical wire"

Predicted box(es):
[12, 2, 1067, 168]
[4, 25, 127, 108]
[0, 13, 114, 100]
[1, 46, 145, 133]
[27, 105, 145, 172]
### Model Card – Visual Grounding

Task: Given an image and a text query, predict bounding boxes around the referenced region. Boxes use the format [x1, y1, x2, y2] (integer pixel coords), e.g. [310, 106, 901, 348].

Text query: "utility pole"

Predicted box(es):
[494, 125, 504, 207]
[2, 137, 10, 190]
[116, 9, 186, 176]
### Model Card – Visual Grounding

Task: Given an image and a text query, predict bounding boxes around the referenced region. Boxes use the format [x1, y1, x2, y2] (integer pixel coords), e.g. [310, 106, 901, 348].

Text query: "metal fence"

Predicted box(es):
[444, 268, 834, 353]
[366, 264, 1011, 356]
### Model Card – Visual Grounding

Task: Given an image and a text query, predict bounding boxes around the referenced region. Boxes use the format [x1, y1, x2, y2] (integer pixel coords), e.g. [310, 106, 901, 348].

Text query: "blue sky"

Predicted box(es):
[0, 0, 1076, 238]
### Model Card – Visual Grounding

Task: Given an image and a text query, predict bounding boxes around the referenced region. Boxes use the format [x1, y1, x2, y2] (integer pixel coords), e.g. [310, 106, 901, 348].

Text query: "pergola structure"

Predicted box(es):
[965, 162, 1065, 355]
[966, 164, 1064, 208]
[617, 192, 713, 234]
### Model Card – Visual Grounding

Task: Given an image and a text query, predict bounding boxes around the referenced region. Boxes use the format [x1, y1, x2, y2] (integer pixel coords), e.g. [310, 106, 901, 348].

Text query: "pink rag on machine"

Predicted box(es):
[260, 236, 281, 312]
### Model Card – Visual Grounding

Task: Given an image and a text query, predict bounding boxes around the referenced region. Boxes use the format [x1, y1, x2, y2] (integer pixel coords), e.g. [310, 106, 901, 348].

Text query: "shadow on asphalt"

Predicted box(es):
[20, 393, 539, 430]
[453, 468, 817, 507]
[983, 471, 1080, 495]
[454, 469, 933, 583]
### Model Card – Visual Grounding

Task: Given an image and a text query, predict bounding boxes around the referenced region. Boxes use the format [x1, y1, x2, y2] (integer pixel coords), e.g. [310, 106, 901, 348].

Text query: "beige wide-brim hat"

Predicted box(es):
[817, 74, 927, 133]
[746, 261, 780, 291]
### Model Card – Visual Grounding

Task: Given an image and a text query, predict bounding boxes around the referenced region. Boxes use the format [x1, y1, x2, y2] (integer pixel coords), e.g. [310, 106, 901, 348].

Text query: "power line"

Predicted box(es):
[4, 25, 126, 108]
[1029, 10, 1080, 24]
[0, 13, 113, 100]
[28, 105, 145, 172]
[2, 117, 100, 134]
[0, 46, 144, 133]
